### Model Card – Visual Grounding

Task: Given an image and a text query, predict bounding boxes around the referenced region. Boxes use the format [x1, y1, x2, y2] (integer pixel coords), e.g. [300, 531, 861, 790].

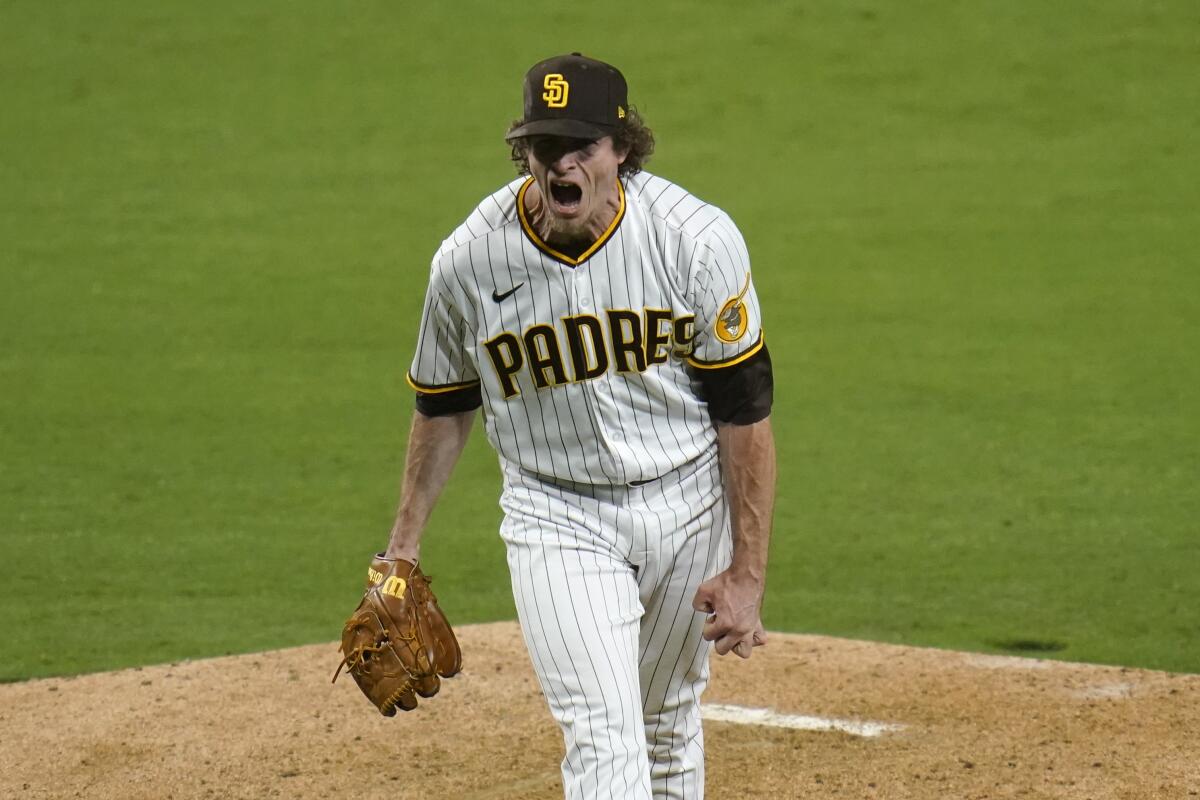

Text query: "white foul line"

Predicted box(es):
[701, 704, 905, 738]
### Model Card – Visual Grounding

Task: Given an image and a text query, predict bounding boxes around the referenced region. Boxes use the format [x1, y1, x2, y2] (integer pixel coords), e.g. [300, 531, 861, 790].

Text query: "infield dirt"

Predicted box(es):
[1, 623, 1195, 799]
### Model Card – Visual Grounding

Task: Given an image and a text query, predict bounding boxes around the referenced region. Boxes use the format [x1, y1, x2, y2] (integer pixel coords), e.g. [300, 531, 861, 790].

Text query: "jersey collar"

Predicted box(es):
[516, 177, 626, 268]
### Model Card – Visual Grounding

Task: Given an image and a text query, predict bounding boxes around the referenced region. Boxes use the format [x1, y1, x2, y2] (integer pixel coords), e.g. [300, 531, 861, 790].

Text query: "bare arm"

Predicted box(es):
[692, 416, 777, 658]
[382, 408, 477, 561]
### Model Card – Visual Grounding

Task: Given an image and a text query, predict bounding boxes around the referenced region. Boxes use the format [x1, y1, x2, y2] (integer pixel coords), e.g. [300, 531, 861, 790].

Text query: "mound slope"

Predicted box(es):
[1, 623, 1195, 799]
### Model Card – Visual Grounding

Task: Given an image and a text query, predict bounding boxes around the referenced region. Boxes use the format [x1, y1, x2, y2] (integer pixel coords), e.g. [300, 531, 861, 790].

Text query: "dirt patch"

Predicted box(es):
[1, 623, 1196, 799]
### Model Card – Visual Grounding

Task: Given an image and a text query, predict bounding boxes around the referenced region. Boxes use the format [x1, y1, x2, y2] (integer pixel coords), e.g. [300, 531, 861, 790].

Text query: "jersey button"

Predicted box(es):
[579, 298, 591, 310]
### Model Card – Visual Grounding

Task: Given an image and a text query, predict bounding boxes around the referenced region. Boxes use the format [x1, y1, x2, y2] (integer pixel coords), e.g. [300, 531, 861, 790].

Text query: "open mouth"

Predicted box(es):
[549, 180, 583, 210]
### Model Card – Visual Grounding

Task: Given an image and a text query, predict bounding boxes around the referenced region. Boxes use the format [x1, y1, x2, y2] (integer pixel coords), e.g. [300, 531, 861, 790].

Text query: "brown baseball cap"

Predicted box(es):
[505, 53, 629, 142]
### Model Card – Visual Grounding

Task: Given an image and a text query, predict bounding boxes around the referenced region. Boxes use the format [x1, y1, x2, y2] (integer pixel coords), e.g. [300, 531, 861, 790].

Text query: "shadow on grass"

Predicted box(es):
[988, 638, 1068, 654]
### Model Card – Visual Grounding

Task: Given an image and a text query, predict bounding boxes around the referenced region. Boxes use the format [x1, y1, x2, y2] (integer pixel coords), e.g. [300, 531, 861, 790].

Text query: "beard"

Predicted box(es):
[541, 208, 591, 245]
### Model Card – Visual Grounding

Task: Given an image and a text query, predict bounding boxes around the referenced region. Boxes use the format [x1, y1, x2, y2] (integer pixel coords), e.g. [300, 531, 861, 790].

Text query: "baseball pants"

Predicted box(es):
[499, 447, 731, 800]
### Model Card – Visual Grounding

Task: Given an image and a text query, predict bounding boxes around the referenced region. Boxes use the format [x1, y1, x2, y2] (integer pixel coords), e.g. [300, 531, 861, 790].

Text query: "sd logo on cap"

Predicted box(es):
[506, 53, 628, 141]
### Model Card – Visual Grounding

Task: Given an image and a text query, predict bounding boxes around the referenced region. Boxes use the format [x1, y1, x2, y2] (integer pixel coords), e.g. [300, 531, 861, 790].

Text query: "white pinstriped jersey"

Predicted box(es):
[407, 171, 763, 485]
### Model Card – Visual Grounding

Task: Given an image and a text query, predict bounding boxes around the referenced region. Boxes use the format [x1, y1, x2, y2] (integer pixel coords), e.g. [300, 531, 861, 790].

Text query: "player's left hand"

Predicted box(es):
[692, 568, 767, 659]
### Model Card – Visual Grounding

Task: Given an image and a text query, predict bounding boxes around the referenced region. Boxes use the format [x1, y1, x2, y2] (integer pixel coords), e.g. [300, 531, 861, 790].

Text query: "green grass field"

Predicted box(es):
[2, 1, 1197, 680]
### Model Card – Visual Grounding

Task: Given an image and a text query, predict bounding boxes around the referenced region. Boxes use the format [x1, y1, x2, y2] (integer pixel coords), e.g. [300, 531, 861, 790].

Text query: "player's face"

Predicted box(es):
[526, 135, 628, 238]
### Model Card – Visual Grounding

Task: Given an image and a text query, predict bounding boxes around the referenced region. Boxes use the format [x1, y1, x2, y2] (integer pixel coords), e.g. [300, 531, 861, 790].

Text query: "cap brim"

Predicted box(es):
[505, 118, 615, 142]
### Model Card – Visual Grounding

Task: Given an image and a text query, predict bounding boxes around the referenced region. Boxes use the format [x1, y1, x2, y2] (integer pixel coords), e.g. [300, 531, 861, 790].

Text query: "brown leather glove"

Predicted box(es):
[333, 554, 462, 715]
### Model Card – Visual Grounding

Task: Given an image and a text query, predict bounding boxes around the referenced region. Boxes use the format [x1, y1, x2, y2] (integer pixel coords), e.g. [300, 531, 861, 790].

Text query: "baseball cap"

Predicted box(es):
[505, 53, 628, 142]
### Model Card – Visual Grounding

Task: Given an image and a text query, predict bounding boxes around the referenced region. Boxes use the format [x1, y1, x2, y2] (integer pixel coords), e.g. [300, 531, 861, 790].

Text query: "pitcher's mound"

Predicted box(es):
[2, 622, 1196, 799]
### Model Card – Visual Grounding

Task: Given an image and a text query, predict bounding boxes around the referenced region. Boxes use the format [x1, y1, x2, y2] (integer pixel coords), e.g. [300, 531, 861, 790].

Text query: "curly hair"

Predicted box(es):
[506, 106, 655, 177]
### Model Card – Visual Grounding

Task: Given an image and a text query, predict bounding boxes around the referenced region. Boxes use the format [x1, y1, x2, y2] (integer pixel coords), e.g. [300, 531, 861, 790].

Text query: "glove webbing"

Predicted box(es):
[330, 623, 419, 684]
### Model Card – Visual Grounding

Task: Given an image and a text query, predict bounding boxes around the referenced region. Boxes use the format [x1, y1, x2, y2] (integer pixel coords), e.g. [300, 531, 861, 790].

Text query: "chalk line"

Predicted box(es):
[701, 703, 905, 738]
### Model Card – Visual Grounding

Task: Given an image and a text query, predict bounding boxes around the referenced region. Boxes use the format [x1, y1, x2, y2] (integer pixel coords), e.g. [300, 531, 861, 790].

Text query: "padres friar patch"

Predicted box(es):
[715, 274, 752, 343]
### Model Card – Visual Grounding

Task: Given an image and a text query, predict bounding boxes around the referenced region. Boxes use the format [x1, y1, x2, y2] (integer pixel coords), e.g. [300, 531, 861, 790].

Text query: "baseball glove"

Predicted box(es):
[332, 554, 462, 715]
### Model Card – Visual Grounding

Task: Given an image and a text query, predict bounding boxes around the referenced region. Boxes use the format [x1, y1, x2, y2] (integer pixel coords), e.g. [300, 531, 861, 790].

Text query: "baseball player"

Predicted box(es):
[383, 53, 776, 799]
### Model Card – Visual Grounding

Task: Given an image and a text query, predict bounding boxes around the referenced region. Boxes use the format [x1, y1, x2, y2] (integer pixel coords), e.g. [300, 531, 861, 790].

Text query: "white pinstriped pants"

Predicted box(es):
[499, 448, 731, 800]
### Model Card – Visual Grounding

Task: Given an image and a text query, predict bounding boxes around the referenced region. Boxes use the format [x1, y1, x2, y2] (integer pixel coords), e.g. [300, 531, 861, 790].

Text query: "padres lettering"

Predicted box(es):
[542, 74, 569, 108]
[484, 308, 696, 398]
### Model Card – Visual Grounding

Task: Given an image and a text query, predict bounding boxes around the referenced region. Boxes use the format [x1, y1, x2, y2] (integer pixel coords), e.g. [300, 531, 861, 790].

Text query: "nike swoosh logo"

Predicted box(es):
[492, 283, 524, 302]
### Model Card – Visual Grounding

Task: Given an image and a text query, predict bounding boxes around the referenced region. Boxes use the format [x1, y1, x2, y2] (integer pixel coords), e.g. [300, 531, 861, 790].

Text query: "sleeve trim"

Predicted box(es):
[405, 373, 482, 394]
[685, 333, 765, 370]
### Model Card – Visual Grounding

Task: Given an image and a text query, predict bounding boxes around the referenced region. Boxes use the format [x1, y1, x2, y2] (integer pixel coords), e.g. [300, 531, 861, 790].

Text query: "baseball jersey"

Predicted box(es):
[407, 171, 765, 485]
